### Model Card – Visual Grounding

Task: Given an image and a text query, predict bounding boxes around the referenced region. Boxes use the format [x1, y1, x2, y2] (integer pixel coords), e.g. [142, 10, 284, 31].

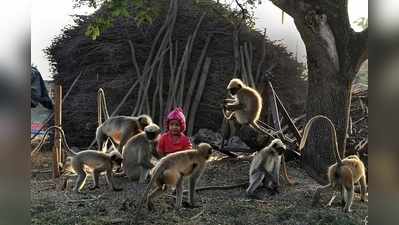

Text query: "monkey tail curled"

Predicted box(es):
[299, 115, 342, 165]
[97, 88, 109, 126]
[31, 126, 77, 157]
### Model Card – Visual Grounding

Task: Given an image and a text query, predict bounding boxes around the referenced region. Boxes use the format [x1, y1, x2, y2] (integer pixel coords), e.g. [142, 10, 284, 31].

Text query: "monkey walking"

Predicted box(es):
[121, 123, 161, 183]
[300, 115, 367, 212]
[96, 114, 153, 153]
[31, 126, 124, 193]
[135, 143, 213, 220]
[246, 139, 294, 196]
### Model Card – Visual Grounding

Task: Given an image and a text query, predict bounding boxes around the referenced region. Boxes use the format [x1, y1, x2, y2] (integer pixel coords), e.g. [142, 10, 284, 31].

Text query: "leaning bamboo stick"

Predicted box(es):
[183, 34, 212, 115]
[187, 57, 212, 136]
[178, 12, 206, 105]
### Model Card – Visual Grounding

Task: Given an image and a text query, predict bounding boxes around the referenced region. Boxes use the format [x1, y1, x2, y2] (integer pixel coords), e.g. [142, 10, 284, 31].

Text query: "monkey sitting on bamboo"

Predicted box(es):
[222, 78, 276, 138]
[300, 115, 367, 212]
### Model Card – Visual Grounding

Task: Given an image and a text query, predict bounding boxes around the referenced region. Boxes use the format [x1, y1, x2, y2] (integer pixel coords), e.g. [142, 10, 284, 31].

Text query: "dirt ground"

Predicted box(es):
[31, 151, 368, 225]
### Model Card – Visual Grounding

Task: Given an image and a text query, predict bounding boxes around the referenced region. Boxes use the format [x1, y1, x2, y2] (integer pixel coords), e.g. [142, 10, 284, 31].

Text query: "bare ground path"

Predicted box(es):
[31, 151, 368, 225]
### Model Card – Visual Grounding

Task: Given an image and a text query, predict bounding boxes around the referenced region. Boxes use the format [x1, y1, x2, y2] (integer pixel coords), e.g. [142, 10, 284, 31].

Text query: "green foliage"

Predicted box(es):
[75, 0, 263, 39]
[354, 17, 368, 29]
[75, 0, 159, 40]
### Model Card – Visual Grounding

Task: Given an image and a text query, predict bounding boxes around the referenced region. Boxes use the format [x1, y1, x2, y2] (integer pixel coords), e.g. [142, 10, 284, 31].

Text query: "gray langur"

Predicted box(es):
[95, 114, 153, 153]
[121, 123, 161, 183]
[135, 143, 213, 221]
[300, 115, 367, 212]
[223, 78, 276, 138]
[31, 126, 123, 193]
[246, 139, 294, 196]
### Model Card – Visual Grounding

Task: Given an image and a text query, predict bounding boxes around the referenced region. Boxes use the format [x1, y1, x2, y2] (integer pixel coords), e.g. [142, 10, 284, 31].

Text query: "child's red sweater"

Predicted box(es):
[157, 132, 192, 155]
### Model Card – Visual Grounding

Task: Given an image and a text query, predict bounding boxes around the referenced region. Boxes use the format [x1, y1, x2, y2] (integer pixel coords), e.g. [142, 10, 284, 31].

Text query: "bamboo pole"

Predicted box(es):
[187, 57, 211, 136]
[52, 85, 62, 178]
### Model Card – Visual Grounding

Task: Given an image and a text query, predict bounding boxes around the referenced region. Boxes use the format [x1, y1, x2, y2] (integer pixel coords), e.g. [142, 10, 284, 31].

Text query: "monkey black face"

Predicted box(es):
[198, 143, 213, 159]
[274, 146, 286, 155]
[144, 124, 161, 141]
[146, 131, 160, 141]
[109, 151, 123, 166]
[228, 87, 240, 95]
[270, 139, 286, 155]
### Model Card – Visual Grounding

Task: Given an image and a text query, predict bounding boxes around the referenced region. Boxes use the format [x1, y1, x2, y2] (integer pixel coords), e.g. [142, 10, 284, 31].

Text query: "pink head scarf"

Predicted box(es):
[166, 107, 186, 132]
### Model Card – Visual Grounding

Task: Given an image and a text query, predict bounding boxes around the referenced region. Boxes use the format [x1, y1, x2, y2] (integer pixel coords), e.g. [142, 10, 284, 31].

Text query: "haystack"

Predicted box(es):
[46, 0, 306, 146]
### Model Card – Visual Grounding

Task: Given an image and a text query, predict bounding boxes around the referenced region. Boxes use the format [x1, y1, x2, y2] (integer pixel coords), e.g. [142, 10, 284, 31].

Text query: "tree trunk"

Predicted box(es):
[303, 62, 353, 184]
[267, 0, 367, 184]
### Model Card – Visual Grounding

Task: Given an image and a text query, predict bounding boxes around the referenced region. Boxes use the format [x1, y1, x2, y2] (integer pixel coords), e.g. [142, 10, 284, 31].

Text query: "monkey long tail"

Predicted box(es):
[299, 115, 342, 165]
[97, 88, 109, 126]
[281, 155, 296, 185]
[31, 126, 77, 157]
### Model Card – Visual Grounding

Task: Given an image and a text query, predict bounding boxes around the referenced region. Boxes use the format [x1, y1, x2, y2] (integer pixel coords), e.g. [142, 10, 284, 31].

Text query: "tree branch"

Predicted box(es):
[269, 0, 299, 17]
[350, 27, 368, 72]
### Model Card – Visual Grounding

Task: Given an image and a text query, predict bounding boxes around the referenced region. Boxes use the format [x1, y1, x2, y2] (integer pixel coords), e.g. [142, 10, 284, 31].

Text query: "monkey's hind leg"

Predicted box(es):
[175, 178, 184, 209]
[89, 169, 100, 190]
[263, 171, 279, 195]
[105, 169, 123, 192]
[246, 171, 265, 196]
[146, 186, 165, 211]
[343, 182, 354, 212]
[188, 166, 204, 207]
[359, 175, 367, 202]
[60, 176, 69, 191]
[73, 169, 87, 193]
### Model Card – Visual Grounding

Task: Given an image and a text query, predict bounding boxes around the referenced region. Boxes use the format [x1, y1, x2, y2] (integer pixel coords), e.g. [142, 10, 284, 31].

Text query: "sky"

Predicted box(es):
[31, 0, 368, 80]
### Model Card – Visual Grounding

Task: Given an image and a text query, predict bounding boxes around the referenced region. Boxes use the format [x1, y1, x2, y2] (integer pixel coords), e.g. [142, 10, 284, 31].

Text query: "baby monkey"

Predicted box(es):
[32, 126, 123, 193]
[135, 143, 213, 220]
[300, 115, 367, 212]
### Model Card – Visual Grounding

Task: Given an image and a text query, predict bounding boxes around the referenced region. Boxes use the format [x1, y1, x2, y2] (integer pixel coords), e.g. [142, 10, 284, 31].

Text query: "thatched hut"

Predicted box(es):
[46, 0, 306, 147]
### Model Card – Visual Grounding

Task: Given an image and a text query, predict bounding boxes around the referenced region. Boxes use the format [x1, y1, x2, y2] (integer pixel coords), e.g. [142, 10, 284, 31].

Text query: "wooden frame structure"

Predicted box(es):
[52, 85, 63, 178]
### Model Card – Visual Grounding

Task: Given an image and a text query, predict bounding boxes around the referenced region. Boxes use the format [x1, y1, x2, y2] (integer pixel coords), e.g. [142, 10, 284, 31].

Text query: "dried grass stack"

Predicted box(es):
[46, 0, 306, 147]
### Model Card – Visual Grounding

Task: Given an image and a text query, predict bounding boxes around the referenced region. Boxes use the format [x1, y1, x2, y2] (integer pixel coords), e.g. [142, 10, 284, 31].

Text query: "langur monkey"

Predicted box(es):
[135, 143, 212, 220]
[121, 124, 161, 183]
[31, 126, 123, 193]
[246, 139, 294, 196]
[223, 78, 277, 139]
[96, 114, 153, 153]
[300, 115, 367, 212]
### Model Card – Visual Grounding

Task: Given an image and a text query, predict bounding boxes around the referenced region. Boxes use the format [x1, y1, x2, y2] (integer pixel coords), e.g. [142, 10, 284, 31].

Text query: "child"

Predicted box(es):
[157, 107, 192, 157]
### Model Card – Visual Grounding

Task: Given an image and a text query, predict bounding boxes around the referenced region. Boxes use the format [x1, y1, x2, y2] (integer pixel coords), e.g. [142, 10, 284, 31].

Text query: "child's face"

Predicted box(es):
[168, 120, 181, 135]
